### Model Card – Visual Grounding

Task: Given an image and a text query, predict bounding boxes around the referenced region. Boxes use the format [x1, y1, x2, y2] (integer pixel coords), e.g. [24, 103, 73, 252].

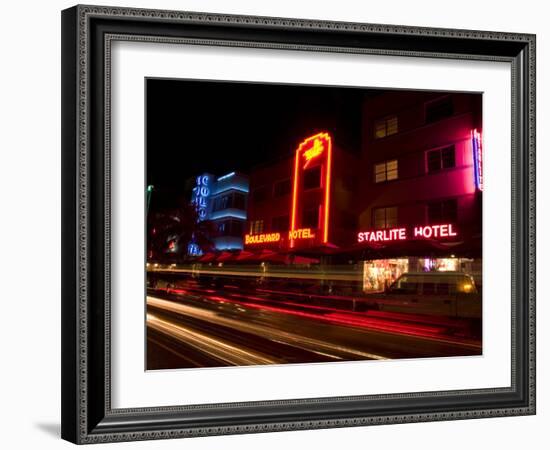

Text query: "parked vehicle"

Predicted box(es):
[365, 272, 481, 319]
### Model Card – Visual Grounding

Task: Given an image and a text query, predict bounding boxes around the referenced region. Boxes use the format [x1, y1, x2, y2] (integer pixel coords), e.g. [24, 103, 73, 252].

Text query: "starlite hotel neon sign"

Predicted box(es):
[357, 224, 458, 243]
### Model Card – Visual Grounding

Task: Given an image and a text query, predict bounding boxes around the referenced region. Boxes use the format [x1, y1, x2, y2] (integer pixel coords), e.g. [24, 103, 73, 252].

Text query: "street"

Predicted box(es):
[146, 282, 482, 369]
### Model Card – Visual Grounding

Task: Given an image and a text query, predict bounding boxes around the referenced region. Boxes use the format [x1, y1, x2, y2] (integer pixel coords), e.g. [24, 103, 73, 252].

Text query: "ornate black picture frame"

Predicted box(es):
[61, 5, 536, 444]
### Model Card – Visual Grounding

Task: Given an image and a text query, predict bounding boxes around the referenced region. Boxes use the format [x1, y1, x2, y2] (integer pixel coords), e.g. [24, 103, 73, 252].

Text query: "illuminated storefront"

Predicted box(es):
[356, 223, 480, 292]
[362, 257, 478, 292]
[363, 259, 409, 292]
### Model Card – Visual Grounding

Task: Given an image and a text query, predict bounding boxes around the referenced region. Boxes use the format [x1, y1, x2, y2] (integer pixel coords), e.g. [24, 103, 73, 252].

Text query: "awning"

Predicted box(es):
[216, 251, 236, 262]
[291, 255, 320, 265]
[197, 252, 217, 262]
[235, 250, 255, 261]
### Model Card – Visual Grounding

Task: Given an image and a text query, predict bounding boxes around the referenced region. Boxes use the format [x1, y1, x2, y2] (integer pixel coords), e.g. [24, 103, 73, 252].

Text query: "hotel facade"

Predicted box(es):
[188, 90, 483, 292]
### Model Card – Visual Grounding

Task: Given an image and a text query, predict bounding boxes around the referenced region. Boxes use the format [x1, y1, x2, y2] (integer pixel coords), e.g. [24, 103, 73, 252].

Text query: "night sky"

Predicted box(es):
[146, 79, 377, 197]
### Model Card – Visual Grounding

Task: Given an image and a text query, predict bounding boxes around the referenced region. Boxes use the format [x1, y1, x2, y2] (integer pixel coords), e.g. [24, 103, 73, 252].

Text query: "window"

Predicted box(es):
[427, 199, 458, 223]
[249, 219, 264, 235]
[230, 220, 244, 236]
[374, 115, 398, 139]
[212, 194, 229, 212]
[232, 192, 246, 210]
[273, 178, 291, 197]
[271, 215, 289, 232]
[302, 206, 320, 229]
[303, 166, 321, 190]
[218, 220, 244, 237]
[212, 192, 247, 211]
[392, 275, 419, 294]
[425, 96, 454, 123]
[427, 145, 455, 173]
[374, 159, 398, 183]
[252, 186, 269, 202]
[373, 207, 398, 229]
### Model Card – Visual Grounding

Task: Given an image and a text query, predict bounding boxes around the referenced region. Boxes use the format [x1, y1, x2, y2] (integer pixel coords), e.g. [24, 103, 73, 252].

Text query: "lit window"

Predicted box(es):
[374, 115, 398, 139]
[374, 121, 386, 139]
[427, 145, 455, 173]
[374, 159, 398, 183]
[386, 160, 398, 180]
[373, 207, 398, 229]
[249, 219, 264, 235]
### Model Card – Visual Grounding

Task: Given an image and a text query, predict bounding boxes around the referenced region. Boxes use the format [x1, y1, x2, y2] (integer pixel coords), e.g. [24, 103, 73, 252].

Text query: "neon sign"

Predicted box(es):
[358, 228, 407, 243]
[188, 174, 212, 256]
[217, 171, 235, 181]
[471, 129, 483, 191]
[167, 238, 178, 253]
[358, 224, 458, 243]
[187, 243, 201, 256]
[191, 174, 211, 221]
[288, 228, 315, 240]
[291, 132, 332, 247]
[244, 228, 315, 245]
[414, 224, 457, 238]
[303, 138, 324, 168]
[245, 233, 281, 245]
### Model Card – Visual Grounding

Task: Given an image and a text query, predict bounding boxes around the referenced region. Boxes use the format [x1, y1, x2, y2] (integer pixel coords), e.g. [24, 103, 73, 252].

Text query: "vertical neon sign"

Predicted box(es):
[290, 132, 332, 247]
[188, 174, 211, 256]
[191, 174, 211, 221]
[471, 129, 483, 191]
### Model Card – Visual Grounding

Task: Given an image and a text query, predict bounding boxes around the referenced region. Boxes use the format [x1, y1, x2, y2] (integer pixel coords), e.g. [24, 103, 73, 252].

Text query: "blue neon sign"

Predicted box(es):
[191, 174, 211, 221]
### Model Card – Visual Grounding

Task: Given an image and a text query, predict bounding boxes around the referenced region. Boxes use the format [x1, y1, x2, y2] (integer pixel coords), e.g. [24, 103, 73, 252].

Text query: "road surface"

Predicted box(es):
[146, 283, 482, 369]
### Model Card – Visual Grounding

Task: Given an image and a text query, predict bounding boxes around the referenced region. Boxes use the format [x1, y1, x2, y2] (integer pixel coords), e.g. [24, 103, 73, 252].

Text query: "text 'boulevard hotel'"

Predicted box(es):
[182, 90, 482, 292]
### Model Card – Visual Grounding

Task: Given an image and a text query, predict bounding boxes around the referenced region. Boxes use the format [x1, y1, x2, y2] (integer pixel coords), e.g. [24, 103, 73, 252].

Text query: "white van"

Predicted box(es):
[369, 272, 481, 319]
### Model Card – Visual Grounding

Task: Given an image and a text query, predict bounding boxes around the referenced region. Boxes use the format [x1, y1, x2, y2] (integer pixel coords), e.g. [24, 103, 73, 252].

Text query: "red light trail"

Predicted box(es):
[155, 285, 479, 345]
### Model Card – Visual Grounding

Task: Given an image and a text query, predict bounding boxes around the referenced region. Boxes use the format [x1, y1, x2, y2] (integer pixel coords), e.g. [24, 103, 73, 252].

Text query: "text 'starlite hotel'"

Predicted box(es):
[188, 91, 482, 292]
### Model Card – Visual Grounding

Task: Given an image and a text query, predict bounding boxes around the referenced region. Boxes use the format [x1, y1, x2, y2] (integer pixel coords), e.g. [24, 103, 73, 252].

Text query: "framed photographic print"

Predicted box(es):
[61, 5, 536, 444]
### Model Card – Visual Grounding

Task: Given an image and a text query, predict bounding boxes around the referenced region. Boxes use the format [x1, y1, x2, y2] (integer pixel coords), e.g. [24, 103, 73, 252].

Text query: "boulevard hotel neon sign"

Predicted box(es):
[245, 228, 315, 245]
[357, 224, 458, 243]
